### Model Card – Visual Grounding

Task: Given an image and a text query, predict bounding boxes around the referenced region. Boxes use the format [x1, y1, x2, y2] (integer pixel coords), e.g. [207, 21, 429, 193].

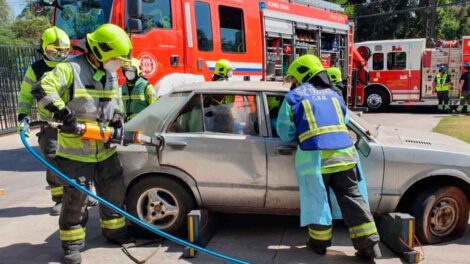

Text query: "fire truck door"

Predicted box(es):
[130, 0, 184, 84]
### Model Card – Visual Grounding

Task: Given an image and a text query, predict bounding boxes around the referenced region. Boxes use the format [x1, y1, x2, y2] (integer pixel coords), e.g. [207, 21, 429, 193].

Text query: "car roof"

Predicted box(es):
[173, 81, 291, 93]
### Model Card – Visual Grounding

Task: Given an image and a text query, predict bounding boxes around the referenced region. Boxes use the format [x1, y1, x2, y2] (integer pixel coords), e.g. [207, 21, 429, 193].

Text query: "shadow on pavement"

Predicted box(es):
[0, 206, 50, 217]
[0, 231, 61, 264]
[0, 147, 43, 172]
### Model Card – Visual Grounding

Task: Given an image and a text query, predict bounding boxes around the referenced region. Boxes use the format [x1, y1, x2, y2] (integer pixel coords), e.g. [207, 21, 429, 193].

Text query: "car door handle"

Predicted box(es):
[277, 145, 296, 155]
[166, 140, 187, 148]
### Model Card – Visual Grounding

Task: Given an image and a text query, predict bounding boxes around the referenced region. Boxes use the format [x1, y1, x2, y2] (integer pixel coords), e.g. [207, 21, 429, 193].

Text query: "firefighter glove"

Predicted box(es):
[56, 108, 78, 134]
[17, 116, 30, 137]
[109, 112, 124, 129]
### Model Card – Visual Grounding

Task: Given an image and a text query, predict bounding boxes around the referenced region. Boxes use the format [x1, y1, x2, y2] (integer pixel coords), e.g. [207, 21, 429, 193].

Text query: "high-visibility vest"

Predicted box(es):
[122, 77, 155, 121]
[436, 73, 449, 92]
[287, 83, 353, 151]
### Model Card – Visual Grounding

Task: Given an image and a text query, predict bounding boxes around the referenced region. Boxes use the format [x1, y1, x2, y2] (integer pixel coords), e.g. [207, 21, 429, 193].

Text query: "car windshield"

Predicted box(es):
[348, 110, 377, 138]
[125, 92, 191, 136]
[55, 0, 113, 39]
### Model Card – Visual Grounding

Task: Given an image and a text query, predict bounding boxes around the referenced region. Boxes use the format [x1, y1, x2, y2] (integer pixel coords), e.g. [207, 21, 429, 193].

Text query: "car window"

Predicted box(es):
[203, 94, 258, 135]
[266, 94, 284, 137]
[168, 94, 203, 133]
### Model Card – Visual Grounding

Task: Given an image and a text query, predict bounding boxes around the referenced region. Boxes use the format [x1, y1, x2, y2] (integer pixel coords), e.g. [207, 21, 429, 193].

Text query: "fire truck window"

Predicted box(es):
[169, 95, 203, 133]
[141, 0, 172, 31]
[387, 52, 407, 70]
[202, 94, 258, 135]
[219, 6, 246, 53]
[372, 53, 384, 70]
[195, 2, 213, 51]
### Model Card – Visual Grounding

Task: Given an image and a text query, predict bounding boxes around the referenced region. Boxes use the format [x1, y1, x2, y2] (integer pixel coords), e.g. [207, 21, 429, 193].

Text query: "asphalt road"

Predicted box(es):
[1, 107, 469, 264]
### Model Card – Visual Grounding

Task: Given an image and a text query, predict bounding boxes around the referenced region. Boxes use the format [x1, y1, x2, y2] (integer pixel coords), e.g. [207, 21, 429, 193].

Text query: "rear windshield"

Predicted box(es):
[125, 92, 190, 136]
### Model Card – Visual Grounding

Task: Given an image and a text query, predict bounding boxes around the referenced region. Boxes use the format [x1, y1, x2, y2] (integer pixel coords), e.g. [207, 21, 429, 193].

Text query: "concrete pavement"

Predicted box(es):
[1, 110, 469, 264]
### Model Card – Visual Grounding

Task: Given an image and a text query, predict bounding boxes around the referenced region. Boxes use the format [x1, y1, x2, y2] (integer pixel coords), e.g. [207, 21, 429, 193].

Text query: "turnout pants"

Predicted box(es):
[56, 153, 127, 254]
[457, 90, 470, 113]
[437, 91, 450, 111]
[37, 126, 63, 203]
[308, 168, 380, 250]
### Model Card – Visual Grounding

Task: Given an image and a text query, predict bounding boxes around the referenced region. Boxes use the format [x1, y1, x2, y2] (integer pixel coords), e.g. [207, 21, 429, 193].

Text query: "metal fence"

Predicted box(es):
[0, 45, 40, 134]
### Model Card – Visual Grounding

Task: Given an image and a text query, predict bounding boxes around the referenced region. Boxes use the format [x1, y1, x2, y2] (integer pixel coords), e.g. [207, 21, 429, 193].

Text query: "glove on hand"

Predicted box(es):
[17, 115, 30, 137]
[55, 107, 79, 134]
[109, 112, 124, 129]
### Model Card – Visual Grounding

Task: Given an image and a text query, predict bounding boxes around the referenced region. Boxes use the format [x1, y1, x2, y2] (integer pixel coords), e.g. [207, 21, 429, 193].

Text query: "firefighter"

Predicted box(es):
[17, 26, 70, 216]
[31, 24, 133, 264]
[433, 65, 451, 113]
[457, 62, 470, 114]
[212, 59, 235, 81]
[276, 54, 381, 259]
[121, 58, 157, 122]
[326, 67, 347, 99]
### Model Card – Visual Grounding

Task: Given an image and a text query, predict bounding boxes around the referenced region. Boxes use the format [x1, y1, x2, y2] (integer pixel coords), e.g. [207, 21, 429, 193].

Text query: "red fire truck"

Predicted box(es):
[354, 37, 470, 110]
[44, 0, 364, 93]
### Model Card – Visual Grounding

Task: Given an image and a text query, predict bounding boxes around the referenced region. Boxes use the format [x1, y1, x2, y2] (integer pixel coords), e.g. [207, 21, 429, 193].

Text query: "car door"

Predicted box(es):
[159, 91, 267, 208]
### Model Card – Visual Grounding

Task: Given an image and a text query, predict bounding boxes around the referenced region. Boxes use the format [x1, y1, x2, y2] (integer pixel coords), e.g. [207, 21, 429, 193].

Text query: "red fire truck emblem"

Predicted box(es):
[138, 53, 158, 78]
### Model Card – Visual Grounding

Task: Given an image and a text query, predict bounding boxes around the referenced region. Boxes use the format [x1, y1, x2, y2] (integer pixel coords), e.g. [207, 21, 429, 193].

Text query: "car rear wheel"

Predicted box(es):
[409, 186, 468, 244]
[126, 176, 195, 236]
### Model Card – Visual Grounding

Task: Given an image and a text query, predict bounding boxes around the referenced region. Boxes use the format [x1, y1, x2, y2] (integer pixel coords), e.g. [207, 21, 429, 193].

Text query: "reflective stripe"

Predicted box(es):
[50, 186, 63, 196]
[60, 228, 86, 241]
[57, 142, 104, 156]
[56, 69, 67, 90]
[38, 93, 61, 108]
[298, 98, 348, 143]
[122, 95, 130, 100]
[349, 222, 378, 239]
[321, 147, 358, 167]
[23, 76, 35, 86]
[308, 226, 333, 241]
[100, 217, 126, 230]
[18, 102, 32, 108]
[74, 88, 116, 99]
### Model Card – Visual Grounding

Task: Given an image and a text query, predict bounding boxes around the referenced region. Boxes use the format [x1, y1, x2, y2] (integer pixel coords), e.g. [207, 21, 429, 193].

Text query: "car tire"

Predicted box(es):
[126, 176, 195, 236]
[409, 186, 468, 244]
[365, 89, 389, 111]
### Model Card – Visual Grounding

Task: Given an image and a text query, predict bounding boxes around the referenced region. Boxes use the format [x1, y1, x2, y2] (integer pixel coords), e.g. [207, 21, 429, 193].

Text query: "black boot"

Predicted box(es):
[64, 251, 81, 264]
[355, 243, 382, 259]
[50, 202, 62, 216]
[307, 238, 327, 255]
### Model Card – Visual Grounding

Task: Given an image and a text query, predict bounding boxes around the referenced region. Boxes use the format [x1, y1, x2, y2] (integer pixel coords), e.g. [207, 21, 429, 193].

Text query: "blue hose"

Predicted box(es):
[20, 130, 250, 264]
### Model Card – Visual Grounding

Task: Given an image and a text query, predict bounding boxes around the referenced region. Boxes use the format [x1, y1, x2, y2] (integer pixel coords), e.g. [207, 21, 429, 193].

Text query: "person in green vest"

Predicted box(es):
[121, 58, 157, 122]
[17, 26, 70, 216]
[433, 65, 451, 113]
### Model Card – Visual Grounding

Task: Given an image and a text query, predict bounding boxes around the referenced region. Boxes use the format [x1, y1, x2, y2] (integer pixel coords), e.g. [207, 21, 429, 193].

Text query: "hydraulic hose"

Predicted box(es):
[20, 130, 250, 264]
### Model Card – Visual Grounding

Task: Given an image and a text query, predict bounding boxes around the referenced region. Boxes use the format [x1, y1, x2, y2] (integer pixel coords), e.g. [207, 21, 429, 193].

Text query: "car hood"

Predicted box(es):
[376, 125, 470, 154]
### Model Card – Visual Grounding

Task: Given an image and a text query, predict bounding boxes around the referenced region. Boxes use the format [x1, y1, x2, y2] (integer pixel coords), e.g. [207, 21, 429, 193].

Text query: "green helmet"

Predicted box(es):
[287, 55, 324, 84]
[42, 26, 70, 62]
[122, 58, 142, 76]
[267, 96, 281, 110]
[215, 59, 234, 77]
[326, 67, 342, 84]
[86, 23, 132, 62]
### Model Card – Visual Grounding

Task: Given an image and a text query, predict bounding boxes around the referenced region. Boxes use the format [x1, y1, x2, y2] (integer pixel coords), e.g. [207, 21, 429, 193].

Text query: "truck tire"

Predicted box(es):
[126, 176, 195, 236]
[365, 89, 389, 111]
[408, 186, 468, 244]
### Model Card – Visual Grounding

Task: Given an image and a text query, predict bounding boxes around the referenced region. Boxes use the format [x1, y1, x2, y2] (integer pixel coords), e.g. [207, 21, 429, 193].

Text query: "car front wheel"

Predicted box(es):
[126, 176, 195, 236]
[409, 186, 469, 244]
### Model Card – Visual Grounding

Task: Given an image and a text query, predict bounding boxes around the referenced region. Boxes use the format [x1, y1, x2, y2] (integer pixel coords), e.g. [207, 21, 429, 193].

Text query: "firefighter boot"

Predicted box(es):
[64, 251, 81, 264]
[50, 202, 62, 216]
[307, 238, 327, 255]
[355, 243, 382, 260]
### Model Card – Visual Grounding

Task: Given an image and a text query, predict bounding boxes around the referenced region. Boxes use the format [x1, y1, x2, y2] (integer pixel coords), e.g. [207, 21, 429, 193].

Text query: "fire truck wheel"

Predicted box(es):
[126, 176, 195, 237]
[365, 89, 389, 111]
[409, 186, 468, 244]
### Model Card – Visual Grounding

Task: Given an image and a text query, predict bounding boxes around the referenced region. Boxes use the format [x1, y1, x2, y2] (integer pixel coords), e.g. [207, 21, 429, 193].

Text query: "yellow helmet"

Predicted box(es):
[42, 26, 70, 62]
[122, 58, 142, 76]
[326, 67, 342, 84]
[287, 55, 324, 84]
[215, 59, 234, 77]
[86, 23, 132, 62]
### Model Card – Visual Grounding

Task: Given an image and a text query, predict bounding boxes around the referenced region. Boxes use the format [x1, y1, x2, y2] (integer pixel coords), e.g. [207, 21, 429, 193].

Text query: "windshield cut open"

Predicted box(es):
[55, 0, 113, 39]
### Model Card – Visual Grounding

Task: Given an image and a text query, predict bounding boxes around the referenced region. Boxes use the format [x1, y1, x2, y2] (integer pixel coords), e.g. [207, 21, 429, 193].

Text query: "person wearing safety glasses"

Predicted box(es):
[31, 24, 133, 264]
[121, 58, 157, 122]
[17, 26, 70, 216]
[277, 54, 381, 259]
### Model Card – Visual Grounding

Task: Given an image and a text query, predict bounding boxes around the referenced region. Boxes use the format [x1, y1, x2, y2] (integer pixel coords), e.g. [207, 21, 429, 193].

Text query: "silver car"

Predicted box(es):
[120, 81, 470, 244]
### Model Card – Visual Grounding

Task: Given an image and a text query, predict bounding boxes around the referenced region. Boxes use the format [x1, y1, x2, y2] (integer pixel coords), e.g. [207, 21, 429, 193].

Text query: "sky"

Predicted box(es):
[7, 0, 27, 17]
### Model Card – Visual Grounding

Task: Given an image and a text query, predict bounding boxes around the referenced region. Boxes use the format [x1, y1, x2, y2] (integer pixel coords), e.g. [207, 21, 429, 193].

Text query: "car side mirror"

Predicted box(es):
[127, 18, 143, 34]
[355, 137, 371, 157]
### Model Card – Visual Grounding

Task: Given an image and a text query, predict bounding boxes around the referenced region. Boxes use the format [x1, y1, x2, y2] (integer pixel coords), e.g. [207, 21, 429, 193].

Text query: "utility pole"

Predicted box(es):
[428, 0, 438, 47]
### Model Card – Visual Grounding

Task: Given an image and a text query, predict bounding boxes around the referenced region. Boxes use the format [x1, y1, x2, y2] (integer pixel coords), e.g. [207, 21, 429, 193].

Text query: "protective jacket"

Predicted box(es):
[122, 77, 157, 121]
[18, 59, 59, 120]
[32, 54, 122, 163]
[435, 73, 450, 91]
